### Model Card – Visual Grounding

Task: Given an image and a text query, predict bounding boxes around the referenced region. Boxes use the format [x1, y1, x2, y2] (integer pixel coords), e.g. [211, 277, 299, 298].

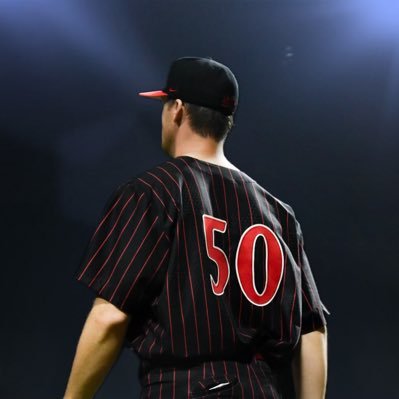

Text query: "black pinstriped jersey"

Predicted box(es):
[75, 155, 329, 398]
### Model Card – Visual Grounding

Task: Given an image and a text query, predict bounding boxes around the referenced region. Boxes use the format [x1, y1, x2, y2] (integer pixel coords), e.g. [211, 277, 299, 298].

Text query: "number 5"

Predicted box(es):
[203, 214, 285, 307]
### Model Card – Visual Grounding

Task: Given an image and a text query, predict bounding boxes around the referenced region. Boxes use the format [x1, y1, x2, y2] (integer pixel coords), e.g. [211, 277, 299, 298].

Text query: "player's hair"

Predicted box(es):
[185, 102, 234, 142]
[167, 99, 234, 142]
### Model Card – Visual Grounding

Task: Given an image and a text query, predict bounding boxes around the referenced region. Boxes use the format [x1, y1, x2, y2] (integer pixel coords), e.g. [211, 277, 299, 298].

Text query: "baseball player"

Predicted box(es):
[64, 56, 329, 399]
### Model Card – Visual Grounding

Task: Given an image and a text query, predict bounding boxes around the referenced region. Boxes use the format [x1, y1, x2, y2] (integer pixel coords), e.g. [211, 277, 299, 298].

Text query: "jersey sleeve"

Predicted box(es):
[74, 180, 173, 315]
[295, 220, 330, 334]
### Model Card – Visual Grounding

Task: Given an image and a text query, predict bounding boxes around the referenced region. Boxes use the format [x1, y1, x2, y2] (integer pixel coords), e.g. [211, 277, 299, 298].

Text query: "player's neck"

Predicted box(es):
[173, 144, 239, 171]
[169, 127, 239, 171]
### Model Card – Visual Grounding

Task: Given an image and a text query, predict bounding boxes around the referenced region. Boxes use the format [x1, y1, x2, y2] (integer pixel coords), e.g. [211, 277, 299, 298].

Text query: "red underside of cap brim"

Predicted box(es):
[138, 90, 168, 99]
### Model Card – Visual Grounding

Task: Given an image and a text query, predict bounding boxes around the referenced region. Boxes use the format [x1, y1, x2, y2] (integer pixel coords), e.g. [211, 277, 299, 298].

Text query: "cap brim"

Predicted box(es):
[138, 90, 168, 99]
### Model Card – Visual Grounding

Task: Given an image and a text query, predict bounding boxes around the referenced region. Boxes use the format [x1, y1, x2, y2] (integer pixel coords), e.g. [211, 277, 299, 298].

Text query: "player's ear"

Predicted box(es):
[172, 99, 184, 126]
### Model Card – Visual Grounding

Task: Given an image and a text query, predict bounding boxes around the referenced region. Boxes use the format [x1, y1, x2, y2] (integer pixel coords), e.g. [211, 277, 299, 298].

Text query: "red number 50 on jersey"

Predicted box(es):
[202, 214, 285, 307]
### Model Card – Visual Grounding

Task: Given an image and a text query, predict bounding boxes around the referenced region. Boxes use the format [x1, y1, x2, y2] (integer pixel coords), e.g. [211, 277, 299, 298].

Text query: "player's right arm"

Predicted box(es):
[64, 297, 131, 399]
[291, 325, 328, 399]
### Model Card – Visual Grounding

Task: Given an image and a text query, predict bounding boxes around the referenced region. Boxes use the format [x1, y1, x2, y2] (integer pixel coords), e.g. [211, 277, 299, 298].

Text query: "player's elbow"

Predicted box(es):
[90, 297, 131, 328]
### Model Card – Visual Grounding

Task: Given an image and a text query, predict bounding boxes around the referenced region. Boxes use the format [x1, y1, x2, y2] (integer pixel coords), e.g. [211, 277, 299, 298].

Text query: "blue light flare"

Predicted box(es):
[0, 0, 159, 90]
[354, 0, 399, 39]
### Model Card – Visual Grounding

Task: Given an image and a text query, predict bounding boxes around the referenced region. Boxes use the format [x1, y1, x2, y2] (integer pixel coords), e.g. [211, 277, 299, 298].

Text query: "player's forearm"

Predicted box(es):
[291, 326, 328, 399]
[64, 310, 129, 399]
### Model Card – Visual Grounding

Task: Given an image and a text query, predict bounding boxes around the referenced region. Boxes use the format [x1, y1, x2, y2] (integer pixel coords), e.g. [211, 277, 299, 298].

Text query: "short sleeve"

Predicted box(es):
[296, 221, 330, 334]
[74, 181, 173, 315]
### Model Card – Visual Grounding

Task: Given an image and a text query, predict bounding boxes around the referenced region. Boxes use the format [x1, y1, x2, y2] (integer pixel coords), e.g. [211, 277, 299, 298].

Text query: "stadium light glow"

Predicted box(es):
[0, 0, 158, 89]
[352, 0, 399, 40]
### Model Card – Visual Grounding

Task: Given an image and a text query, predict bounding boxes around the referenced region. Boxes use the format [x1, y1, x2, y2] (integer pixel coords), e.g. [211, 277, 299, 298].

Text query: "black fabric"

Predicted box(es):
[162, 56, 239, 115]
[74, 155, 329, 397]
[74, 180, 176, 314]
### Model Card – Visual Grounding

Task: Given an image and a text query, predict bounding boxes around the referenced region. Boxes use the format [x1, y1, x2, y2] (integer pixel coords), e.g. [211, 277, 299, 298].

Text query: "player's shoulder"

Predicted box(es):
[133, 156, 186, 191]
[254, 181, 297, 221]
[264, 191, 303, 240]
[129, 155, 214, 190]
[113, 157, 185, 210]
[275, 197, 296, 219]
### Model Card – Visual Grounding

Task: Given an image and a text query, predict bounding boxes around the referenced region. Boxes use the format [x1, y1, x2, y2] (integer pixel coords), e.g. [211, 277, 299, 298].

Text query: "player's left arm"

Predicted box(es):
[291, 325, 328, 399]
[64, 297, 131, 399]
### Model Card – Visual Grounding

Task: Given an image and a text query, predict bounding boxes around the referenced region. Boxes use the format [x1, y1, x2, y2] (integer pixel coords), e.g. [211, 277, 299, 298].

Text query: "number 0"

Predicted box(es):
[203, 214, 284, 307]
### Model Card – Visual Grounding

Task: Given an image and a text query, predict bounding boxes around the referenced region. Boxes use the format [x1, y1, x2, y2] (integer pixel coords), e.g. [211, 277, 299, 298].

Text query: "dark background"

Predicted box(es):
[1, 0, 398, 398]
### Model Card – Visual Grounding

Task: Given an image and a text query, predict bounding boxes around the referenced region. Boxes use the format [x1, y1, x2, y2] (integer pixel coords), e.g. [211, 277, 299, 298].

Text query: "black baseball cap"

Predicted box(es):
[139, 56, 239, 116]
